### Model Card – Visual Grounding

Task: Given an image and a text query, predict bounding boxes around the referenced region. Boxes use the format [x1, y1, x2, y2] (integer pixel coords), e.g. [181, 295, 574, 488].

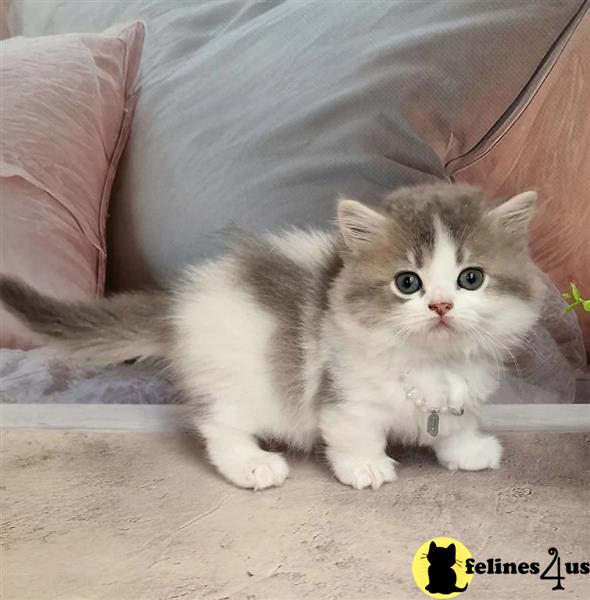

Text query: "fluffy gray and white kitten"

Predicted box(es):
[0, 184, 545, 490]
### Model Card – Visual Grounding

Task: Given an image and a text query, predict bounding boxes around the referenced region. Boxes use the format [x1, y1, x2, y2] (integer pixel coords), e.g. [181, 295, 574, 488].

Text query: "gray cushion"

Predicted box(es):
[9, 1, 584, 290]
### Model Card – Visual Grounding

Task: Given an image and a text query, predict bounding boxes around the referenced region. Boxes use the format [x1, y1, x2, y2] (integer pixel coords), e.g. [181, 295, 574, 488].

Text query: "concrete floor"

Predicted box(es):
[1, 431, 589, 600]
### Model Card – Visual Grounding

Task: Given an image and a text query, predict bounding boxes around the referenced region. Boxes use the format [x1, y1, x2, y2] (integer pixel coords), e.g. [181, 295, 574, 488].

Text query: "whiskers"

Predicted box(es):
[389, 314, 433, 340]
[462, 323, 547, 382]
[382, 307, 543, 383]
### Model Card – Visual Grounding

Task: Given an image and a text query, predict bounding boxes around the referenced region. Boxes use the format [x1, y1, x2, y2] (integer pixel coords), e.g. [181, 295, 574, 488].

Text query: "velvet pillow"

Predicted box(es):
[0, 22, 144, 348]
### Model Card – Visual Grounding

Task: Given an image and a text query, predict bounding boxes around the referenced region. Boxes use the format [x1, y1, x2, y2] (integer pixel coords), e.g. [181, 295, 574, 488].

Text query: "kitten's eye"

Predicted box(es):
[394, 271, 422, 295]
[458, 268, 485, 290]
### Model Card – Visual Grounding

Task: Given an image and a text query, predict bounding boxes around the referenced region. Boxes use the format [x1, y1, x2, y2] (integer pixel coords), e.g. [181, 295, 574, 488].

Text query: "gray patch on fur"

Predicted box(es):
[436, 196, 483, 263]
[0, 277, 172, 365]
[388, 184, 485, 265]
[318, 251, 344, 312]
[407, 210, 435, 268]
[315, 367, 344, 405]
[343, 278, 404, 328]
[233, 234, 342, 405]
[488, 274, 533, 301]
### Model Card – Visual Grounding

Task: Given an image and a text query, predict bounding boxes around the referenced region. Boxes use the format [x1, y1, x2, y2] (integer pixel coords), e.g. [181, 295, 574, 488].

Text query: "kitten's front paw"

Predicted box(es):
[435, 431, 502, 471]
[220, 452, 290, 490]
[330, 454, 398, 490]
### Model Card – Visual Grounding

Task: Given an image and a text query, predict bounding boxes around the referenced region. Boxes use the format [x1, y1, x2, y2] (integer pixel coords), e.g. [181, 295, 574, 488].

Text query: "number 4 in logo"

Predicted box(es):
[540, 547, 565, 591]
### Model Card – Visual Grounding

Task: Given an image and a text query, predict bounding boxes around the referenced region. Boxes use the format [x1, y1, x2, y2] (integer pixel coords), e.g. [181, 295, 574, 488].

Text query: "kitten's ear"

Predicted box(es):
[429, 541, 437, 552]
[337, 198, 386, 252]
[489, 190, 538, 232]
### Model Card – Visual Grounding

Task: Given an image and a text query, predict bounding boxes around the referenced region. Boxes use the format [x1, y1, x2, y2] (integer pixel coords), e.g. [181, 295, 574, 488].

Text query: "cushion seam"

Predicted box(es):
[445, 0, 589, 176]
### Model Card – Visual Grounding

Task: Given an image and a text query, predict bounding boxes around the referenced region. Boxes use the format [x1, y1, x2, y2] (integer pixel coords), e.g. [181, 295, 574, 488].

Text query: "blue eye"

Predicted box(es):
[394, 272, 422, 294]
[458, 268, 484, 290]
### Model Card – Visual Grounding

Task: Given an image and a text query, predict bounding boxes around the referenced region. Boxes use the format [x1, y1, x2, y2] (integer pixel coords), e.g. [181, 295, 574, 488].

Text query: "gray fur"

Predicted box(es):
[0, 277, 172, 366]
[234, 235, 342, 404]
[235, 236, 308, 401]
[387, 184, 484, 264]
[488, 274, 534, 301]
[314, 368, 342, 405]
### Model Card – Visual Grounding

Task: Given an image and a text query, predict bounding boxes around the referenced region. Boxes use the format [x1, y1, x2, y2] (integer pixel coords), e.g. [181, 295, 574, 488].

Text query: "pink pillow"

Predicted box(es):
[0, 0, 10, 40]
[0, 22, 144, 348]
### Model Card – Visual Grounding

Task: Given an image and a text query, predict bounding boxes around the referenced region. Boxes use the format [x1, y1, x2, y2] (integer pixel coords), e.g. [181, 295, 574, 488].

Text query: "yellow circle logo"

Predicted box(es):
[412, 537, 474, 598]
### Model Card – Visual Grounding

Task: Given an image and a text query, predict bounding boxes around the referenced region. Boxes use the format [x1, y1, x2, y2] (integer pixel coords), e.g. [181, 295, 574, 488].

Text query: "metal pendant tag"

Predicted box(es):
[427, 411, 439, 437]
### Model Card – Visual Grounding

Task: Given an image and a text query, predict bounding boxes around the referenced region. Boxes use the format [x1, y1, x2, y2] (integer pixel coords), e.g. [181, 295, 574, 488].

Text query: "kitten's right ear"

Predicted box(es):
[337, 198, 386, 252]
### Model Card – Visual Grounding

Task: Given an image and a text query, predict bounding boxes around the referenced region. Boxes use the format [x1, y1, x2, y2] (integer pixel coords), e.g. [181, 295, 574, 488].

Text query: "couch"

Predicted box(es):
[1, 0, 588, 404]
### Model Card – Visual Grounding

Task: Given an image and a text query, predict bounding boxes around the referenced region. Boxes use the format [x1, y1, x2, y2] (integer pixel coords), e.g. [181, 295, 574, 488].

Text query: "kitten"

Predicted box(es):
[0, 183, 545, 490]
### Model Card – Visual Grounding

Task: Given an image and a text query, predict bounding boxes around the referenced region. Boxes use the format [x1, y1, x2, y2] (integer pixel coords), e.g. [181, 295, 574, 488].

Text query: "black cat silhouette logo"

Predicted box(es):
[412, 537, 474, 597]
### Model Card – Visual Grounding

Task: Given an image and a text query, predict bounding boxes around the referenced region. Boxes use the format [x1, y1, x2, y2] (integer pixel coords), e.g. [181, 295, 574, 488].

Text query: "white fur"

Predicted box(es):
[172, 258, 317, 488]
[170, 222, 535, 490]
[267, 229, 335, 271]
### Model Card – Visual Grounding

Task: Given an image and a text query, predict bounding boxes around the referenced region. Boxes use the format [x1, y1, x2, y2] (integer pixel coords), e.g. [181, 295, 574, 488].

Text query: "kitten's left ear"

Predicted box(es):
[489, 190, 538, 232]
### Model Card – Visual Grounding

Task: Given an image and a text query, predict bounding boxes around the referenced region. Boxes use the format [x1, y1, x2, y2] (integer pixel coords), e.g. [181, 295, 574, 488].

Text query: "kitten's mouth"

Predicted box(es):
[432, 318, 452, 331]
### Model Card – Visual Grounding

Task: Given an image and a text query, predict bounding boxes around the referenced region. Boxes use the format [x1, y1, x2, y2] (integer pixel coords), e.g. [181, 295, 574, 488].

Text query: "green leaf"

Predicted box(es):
[583, 300, 590, 312]
[562, 292, 572, 301]
[564, 304, 577, 314]
[570, 283, 580, 302]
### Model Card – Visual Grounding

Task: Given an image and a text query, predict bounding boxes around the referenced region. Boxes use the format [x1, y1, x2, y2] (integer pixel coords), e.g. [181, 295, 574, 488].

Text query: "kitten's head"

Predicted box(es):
[331, 183, 545, 359]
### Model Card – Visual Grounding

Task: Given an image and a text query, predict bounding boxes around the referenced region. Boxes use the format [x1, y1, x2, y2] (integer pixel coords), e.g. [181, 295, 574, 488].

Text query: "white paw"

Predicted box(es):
[435, 431, 502, 471]
[221, 452, 290, 490]
[330, 454, 398, 490]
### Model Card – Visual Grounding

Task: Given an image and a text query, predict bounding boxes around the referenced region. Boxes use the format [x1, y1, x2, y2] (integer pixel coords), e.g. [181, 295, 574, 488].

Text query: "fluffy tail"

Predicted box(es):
[0, 277, 172, 366]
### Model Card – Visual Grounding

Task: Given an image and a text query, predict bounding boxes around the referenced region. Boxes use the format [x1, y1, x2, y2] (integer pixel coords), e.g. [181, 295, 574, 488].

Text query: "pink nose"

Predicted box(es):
[428, 302, 453, 316]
